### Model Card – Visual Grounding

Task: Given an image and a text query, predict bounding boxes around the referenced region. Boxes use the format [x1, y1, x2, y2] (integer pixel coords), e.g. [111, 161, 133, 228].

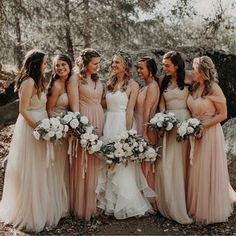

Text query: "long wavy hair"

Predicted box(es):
[47, 54, 72, 97]
[74, 48, 100, 84]
[160, 51, 186, 94]
[107, 50, 132, 92]
[137, 56, 158, 82]
[191, 56, 218, 96]
[15, 49, 46, 94]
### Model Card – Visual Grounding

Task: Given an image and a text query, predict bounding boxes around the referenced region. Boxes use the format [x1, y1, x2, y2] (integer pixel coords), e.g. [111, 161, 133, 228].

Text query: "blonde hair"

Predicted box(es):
[74, 48, 100, 84]
[193, 56, 218, 96]
[107, 51, 132, 92]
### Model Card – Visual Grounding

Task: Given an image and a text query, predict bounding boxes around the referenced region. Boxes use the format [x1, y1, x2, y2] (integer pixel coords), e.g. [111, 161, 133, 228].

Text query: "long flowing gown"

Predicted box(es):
[187, 87, 236, 224]
[96, 90, 154, 219]
[135, 86, 158, 192]
[52, 93, 70, 216]
[0, 92, 66, 232]
[70, 81, 104, 221]
[156, 86, 193, 224]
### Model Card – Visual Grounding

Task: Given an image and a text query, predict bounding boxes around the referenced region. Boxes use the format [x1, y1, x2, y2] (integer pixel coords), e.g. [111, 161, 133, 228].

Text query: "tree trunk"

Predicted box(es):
[13, 0, 23, 68]
[64, 0, 74, 61]
[83, 0, 91, 48]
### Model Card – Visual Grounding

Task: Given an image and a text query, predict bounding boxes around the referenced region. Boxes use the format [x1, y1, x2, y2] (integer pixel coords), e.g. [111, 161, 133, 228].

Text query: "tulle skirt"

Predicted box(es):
[187, 123, 235, 224]
[0, 111, 68, 232]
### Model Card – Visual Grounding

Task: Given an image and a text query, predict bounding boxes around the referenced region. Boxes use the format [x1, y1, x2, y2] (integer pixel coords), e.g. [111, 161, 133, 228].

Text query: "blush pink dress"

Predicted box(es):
[135, 86, 158, 192]
[187, 84, 236, 224]
[69, 81, 104, 221]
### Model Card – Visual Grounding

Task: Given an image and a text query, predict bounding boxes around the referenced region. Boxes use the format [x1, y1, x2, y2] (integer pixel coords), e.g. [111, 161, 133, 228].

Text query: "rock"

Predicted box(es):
[0, 100, 19, 125]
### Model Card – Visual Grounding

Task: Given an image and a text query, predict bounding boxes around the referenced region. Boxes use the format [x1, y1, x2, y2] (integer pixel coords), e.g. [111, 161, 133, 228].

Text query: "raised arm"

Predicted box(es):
[67, 73, 79, 112]
[19, 79, 38, 129]
[126, 80, 139, 130]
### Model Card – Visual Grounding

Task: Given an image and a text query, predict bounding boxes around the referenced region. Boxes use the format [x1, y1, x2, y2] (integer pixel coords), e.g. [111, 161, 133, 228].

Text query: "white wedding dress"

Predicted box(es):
[96, 90, 155, 219]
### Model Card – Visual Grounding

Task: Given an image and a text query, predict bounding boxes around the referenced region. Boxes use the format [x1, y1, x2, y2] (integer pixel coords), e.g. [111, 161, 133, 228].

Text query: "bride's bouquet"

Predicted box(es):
[60, 111, 102, 154]
[148, 112, 178, 133]
[33, 117, 68, 141]
[176, 118, 203, 142]
[101, 129, 159, 166]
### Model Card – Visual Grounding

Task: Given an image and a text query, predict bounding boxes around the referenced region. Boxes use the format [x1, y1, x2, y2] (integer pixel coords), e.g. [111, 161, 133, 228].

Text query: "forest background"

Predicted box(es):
[0, 0, 235, 67]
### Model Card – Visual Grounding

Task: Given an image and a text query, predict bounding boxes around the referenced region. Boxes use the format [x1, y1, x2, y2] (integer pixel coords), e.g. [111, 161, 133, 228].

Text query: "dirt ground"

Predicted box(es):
[0, 125, 235, 235]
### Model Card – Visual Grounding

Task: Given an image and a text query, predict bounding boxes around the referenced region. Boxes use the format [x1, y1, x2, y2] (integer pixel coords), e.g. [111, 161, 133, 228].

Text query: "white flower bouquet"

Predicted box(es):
[148, 112, 178, 132]
[176, 118, 203, 142]
[60, 111, 102, 154]
[101, 129, 159, 166]
[33, 117, 68, 141]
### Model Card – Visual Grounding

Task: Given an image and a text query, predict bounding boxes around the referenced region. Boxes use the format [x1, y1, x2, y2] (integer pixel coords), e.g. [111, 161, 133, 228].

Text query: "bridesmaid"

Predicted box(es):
[156, 51, 193, 224]
[187, 56, 236, 224]
[135, 56, 160, 203]
[67, 48, 104, 221]
[0, 49, 65, 232]
[46, 54, 73, 216]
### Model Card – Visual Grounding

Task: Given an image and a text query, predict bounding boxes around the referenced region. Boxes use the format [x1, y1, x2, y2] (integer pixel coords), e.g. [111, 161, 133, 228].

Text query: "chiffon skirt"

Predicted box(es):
[187, 124, 235, 224]
[69, 103, 104, 221]
[0, 112, 68, 232]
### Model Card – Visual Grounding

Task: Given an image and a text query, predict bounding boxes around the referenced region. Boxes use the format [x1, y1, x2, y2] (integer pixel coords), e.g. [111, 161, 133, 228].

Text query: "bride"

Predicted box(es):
[96, 51, 155, 219]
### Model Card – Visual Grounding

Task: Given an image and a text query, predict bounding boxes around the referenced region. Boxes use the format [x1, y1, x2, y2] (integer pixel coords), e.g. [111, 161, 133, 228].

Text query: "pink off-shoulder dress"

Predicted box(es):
[187, 84, 236, 224]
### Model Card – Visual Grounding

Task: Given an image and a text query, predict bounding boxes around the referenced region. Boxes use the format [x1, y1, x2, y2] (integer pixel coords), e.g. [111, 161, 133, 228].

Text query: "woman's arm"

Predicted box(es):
[159, 95, 166, 112]
[126, 80, 139, 130]
[101, 82, 107, 110]
[203, 84, 227, 129]
[143, 83, 160, 141]
[67, 73, 79, 112]
[19, 79, 38, 129]
[46, 82, 61, 117]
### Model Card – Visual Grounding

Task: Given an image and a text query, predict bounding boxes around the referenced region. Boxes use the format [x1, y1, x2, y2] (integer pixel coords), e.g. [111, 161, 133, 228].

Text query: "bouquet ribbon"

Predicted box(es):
[189, 136, 195, 165]
[81, 148, 88, 179]
[162, 132, 167, 164]
[46, 142, 55, 168]
[68, 136, 79, 166]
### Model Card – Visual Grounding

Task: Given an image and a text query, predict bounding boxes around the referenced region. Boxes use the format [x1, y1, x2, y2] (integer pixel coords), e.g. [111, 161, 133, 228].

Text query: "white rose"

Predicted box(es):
[123, 143, 130, 150]
[64, 125, 69, 132]
[114, 142, 123, 150]
[150, 117, 158, 124]
[55, 131, 63, 139]
[48, 130, 55, 138]
[70, 118, 79, 129]
[62, 114, 73, 124]
[97, 140, 103, 147]
[74, 111, 80, 116]
[58, 124, 64, 131]
[157, 121, 163, 128]
[139, 145, 144, 152]
[120, 131, 129, 140]
[158, 116, 165, 122]
[80, 116, 89, 124]
[187, 127, 194, 134]
[50, 117, 60, 128]
[167, 112, 175, 117]
[107, 153, 115, 159]
[106, 159, 113, 165]
[86, 126, 94, 134]
[80, 139, 87, 147]
[33, 131, 41, 140]
[166, 122, 173, 131]
[41, 119, 50, 131]
[188, 118, 200, 128]
[114, 149, 125, 157]
[128, 129, 137, 136]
